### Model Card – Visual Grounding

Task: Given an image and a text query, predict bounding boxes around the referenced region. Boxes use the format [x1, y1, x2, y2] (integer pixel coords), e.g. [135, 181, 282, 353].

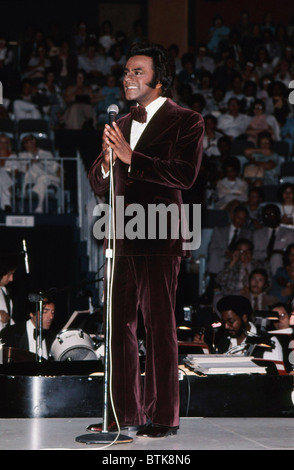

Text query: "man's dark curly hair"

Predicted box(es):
[126, 41, 175, 96]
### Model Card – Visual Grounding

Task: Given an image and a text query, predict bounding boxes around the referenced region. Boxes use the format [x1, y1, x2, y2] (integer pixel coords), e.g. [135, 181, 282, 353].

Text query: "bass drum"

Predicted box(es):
[50, 329, 99, 361]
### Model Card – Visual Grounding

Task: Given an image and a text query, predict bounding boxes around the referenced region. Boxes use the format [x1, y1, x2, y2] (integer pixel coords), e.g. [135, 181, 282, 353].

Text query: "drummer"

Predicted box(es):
[0, 290, 57, 360]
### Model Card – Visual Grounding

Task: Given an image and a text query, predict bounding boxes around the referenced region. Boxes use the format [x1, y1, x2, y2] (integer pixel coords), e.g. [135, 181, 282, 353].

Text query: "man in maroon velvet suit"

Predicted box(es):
[88, 42, 204, 438]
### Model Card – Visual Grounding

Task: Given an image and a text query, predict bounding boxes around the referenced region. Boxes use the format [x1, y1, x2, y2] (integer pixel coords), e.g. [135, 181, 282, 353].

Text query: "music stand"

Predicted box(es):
[76, 130, 132, 445]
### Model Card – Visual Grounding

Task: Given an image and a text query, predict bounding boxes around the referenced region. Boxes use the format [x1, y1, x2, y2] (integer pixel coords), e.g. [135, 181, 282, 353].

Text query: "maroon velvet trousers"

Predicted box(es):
[109, 255, 181, 428]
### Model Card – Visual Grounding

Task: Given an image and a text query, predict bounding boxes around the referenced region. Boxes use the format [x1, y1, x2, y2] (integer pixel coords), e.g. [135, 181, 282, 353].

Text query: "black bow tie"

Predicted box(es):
[130, 105, 147, 123]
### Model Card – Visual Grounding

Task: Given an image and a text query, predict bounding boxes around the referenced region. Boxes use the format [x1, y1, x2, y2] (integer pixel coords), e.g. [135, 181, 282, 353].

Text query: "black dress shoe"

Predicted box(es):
[86, 421, 139, 433]
[136, 423, 178, 438]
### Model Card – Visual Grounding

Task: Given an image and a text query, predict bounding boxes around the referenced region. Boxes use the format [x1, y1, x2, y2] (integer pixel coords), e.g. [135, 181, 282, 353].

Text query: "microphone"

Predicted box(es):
[22, 239, 30, 274]
[28, 293, 44, 303]
[107, 104, 119, 127]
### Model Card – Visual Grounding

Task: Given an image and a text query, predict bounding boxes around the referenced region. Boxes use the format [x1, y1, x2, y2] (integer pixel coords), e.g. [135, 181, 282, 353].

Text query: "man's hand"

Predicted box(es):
[0, 311, 9, 324]
[104, 122, 132, 165]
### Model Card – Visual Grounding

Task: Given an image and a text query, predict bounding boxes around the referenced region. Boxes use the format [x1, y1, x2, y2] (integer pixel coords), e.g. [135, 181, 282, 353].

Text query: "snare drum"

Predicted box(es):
[50, 329, 98, 361]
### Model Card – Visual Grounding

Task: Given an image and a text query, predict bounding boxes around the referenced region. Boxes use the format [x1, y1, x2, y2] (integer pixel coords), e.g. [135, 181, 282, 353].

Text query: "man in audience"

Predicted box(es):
[243, 268, 278, 312]
[217, 97, 251, 139]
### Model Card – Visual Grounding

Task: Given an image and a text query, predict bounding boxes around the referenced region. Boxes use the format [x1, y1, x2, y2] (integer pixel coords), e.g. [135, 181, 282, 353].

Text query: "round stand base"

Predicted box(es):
[75, 432, 133, 445]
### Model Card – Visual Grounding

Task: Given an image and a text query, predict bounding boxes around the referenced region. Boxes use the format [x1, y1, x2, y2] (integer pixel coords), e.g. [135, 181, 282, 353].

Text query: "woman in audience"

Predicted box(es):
[277, 183, 294, 227]
[243, 131, 280, 186]
[245, 99, 277, 144]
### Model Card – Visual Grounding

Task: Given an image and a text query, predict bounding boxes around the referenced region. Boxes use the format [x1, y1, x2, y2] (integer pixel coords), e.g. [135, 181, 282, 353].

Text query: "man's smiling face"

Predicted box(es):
[123, 55, 162, 107]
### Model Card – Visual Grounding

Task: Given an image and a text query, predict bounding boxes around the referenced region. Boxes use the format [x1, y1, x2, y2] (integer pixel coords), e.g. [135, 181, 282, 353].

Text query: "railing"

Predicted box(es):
[0, 156, 78, 215]
[76, 152, 105, 305]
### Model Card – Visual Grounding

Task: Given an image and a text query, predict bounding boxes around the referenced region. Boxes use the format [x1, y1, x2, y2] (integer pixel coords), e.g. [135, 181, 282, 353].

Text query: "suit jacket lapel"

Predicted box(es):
[119, 99, 179, 150]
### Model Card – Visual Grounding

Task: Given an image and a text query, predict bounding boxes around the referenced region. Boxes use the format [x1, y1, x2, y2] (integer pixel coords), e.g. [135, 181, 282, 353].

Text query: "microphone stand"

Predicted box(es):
[76, 108, 132, 445]
[36, 295, 43, 362]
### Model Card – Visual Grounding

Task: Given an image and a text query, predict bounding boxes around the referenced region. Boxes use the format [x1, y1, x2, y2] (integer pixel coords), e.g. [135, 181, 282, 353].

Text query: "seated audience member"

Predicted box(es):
[245, 99, 278, 144]
[203, 114, 223, 157]
[18, 135, 61, 213]
[215, 157, 248, 212]
[207, 15, 230, 55]
[215, 238, 269, 297]
[265, 302, 294, 372]
[217, 97, 251, 140]
[269, 243, 294, 302]
[241, 60, 259, 84]
[23, 44, 51, 82]
[95, 74, 123, 124]
[0, 135, 19, 211]
[12, 79, 42, 121]
[265, 80, 291, 125]
[0, 33, 15, 88]
[0, 291, 57, 360]
[280, 115, 294, 155]
[77, 44, 106, 83]
[195, 71, 213, 102]
[223, 74, 245, 104]
[243, 187, 264, 230]
[240, 80, 258, 114]
[61, 70, 96, 130]
[195, 43, 216, 74]
[0, 251, 18, 332]
[205, 86, 227, 116]
[254, 46, 273, 78]
[243, 268, 278, 312]
[253, 204, 294, 276]
[98, 20, 116, 55]
[51, 40, 78, 89]
[37, 69, 64, 128]
[203, 205, 252, 303]
[104, 43, 126, 80]
[177, 53, 198, 92]
[277, 183, 294, 228]
[207, 135, 231, 184]
[243, 131, 280, 186]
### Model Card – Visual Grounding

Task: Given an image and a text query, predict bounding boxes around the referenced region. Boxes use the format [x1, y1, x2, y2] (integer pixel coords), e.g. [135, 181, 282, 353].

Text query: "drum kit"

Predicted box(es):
[49, 328, 104, 362]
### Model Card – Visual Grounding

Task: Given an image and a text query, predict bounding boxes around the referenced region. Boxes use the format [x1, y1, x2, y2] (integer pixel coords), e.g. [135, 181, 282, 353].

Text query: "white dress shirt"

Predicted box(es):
[102, 96, 167, 178]
[0, 287, 14, 331]
[26, 319, 48, 359]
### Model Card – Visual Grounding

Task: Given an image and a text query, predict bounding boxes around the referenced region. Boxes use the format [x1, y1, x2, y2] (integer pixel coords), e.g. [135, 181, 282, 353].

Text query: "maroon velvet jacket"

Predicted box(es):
[88, 98, 204, 257]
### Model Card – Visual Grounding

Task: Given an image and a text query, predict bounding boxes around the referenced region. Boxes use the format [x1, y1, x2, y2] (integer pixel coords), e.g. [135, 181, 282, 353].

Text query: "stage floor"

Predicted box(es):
[0, 417, 293, 451]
